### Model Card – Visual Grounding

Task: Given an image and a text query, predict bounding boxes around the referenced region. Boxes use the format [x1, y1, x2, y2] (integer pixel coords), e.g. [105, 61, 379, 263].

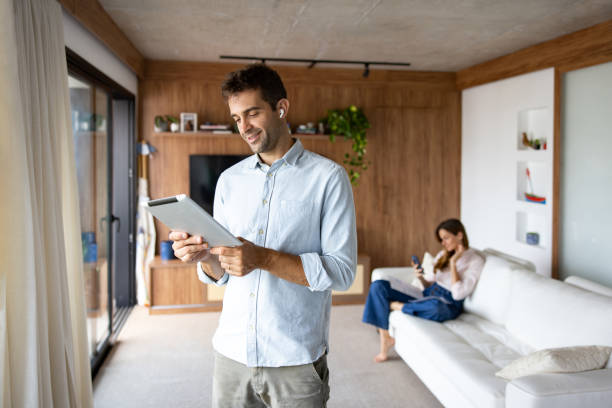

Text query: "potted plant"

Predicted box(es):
[166, 115, 179, 132]
[324, 105, 370, 185]
[154, 115, 168, 132]
[94, 114, 106, 131]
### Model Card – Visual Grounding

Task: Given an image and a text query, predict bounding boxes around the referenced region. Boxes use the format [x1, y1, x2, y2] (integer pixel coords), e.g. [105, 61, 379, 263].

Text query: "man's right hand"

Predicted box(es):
[169, 231, 210, 263]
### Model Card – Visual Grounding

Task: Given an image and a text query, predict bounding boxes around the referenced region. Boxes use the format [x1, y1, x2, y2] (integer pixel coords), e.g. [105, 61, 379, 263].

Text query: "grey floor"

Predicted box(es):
[93, 305, 442, 408]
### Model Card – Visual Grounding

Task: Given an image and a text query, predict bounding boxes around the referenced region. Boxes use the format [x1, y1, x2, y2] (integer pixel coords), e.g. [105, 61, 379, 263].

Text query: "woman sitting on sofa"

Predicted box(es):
[362, 218, 485, 362]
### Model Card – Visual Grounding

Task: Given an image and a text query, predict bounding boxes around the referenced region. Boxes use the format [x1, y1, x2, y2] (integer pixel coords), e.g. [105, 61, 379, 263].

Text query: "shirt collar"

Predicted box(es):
[248, 138, 304, 169]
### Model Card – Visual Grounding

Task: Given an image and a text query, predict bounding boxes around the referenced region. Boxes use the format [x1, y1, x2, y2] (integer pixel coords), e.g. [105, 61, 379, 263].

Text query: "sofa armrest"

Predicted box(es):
[371, 267, 415, 285]
[564, 276, 612, 297]
[505, 368, 612, 408]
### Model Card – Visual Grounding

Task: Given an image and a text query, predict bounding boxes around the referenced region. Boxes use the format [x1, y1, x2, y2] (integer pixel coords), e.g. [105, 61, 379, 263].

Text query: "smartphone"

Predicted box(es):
[411, 255, 422, 272]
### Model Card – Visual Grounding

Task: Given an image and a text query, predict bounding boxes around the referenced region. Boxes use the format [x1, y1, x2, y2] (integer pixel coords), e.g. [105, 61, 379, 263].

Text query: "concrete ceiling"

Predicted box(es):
[99, 0, 612, 72]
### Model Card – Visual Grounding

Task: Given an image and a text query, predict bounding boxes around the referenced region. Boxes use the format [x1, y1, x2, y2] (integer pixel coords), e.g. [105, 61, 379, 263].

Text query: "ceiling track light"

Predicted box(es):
[363, 63, 370, 78]
[219, 56, 410, 77]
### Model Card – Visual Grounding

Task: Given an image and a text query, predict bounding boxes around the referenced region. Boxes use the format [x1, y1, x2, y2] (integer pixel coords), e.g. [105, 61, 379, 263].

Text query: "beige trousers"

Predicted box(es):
[212, 351, 330, 408]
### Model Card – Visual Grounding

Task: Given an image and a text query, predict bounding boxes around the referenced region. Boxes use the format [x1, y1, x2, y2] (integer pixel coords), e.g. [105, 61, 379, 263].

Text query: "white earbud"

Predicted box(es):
[279, 109, 285, 118]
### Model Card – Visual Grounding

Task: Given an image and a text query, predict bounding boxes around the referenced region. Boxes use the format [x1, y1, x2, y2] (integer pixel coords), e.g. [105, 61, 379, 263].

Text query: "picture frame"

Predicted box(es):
[180, 112, 197, 132]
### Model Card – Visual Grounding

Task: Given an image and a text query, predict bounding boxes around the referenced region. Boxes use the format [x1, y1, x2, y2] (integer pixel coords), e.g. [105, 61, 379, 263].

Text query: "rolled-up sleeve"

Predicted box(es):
[451, 252, 485, 300]
[301, 167, 357, 292]
[197, 261, 229, 286]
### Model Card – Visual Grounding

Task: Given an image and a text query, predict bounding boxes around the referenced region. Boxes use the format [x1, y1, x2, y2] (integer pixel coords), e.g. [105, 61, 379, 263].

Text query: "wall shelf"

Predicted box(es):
[516, 160, 548, 203]
[151, 131, 337, 141]
[517, 107, 549, 151]
[516, 211, 547, 248]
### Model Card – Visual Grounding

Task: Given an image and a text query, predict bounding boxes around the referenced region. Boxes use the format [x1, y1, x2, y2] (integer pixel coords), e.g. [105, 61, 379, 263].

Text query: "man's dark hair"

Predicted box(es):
[221, 64, 287, 111]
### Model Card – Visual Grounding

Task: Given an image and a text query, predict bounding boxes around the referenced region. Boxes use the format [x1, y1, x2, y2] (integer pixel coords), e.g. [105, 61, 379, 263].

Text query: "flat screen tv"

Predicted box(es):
[189, 155, 248, 215]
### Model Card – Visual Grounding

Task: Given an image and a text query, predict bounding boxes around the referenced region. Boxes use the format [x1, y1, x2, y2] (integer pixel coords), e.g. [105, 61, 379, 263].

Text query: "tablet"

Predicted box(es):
[145, 194, 242, 247]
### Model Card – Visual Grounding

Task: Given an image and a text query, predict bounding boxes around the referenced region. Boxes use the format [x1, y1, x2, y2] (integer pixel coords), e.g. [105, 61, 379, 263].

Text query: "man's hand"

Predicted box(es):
[169, 231, 210, 263]
[210, 237, 267, 277]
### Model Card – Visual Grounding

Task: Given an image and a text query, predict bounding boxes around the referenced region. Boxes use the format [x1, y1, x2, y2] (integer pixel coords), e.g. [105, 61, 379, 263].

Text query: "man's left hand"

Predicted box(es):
[210, 237, 267, 276]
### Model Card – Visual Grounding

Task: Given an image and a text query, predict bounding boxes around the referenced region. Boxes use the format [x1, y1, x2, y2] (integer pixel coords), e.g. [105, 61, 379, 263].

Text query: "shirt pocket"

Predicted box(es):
[280, 199, 312, 215]
[275, 200, 317, 252]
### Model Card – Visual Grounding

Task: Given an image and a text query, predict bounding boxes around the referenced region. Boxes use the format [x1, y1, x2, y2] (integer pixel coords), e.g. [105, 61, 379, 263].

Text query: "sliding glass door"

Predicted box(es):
[69, 75, 114, 357]
[67, 48, 136, 376]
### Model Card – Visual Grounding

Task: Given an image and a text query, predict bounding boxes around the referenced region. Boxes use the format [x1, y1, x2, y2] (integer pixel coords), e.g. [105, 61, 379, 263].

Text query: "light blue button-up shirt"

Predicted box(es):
[197, 139, 357, 367]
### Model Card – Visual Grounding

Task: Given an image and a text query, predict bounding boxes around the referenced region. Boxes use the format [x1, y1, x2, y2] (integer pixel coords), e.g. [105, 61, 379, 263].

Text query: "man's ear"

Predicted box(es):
[276, 98, 290, 118]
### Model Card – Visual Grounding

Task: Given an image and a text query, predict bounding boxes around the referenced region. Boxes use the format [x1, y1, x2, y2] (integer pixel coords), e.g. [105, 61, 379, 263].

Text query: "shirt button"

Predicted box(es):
[267, 173, 272, 178]
[258, 229, 264, 235]
[249, 324, 254, 330]
[250, 293, 255, 298]
[262, 199, 267, 205]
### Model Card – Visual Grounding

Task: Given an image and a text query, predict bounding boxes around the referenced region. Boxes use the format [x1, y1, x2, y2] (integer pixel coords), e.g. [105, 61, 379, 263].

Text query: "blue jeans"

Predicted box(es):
[362, 280, 463, 330]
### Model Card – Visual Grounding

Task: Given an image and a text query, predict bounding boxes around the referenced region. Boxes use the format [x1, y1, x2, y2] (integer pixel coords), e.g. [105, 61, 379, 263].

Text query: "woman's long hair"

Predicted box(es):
[433, 219, 469, 272]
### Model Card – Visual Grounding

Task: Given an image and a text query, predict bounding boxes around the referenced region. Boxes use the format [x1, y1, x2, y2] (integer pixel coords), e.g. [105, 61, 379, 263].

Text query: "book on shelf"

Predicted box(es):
[199, 124, 232, 131]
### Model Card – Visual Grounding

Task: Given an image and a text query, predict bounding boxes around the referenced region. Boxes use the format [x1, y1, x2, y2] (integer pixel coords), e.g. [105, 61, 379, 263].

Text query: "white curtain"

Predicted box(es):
[0, 0, 94, 406]
[136, 176, 156, 306]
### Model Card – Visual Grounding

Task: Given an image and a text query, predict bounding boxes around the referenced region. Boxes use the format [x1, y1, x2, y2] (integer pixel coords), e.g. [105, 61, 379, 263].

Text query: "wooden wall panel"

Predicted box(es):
[456, 19, 612, 89]
[142, 62, 460, 271]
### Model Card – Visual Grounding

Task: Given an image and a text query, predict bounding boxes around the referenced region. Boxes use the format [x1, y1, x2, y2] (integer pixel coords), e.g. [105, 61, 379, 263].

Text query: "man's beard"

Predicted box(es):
[246, 126, 279, 154]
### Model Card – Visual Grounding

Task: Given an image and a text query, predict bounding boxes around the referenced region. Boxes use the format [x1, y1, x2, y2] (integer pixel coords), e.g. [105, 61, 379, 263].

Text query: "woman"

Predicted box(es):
[362, 219, 485, 362]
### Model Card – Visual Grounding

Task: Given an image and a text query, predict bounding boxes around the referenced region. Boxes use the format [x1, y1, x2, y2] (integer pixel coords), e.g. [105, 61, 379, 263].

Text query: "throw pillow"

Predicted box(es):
[495, 345, 612, 381]
[422, 251, 434, 277]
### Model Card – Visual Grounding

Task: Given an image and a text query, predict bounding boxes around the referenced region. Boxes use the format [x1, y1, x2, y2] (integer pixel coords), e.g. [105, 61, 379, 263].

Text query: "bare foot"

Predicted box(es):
[374, 352, 388, 362]
[374, 336, 395, 362]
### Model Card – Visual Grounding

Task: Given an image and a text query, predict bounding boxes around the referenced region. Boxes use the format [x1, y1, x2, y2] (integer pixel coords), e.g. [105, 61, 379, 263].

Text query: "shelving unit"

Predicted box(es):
[147, 255, 371, 314]
[514, 107, 552, 255]
[462, 68, 555, 276]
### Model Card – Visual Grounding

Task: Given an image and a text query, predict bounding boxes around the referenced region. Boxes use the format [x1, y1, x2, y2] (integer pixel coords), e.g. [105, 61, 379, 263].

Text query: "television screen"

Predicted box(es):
[189, 155, 248, 214]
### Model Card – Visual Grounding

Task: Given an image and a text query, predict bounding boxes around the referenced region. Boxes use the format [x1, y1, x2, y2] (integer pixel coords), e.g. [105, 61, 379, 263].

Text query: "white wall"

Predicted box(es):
[559, 62, 612, 287]
[62, 10, 137, 96]
[461, 68, 554, 276]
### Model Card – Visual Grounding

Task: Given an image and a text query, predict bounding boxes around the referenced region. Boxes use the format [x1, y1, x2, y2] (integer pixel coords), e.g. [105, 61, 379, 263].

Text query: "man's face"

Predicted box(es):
[228, 89, 281, 154]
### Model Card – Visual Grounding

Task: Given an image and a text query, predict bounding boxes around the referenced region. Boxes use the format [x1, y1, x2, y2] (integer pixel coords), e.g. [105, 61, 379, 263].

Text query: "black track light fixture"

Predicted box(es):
[363, 63, 370, 78]
[220, 56, 410, 77]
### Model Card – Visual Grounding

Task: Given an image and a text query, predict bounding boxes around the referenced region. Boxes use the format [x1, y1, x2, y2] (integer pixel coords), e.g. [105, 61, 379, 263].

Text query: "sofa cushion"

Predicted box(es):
[505, 369, 612, 408]
[444, 313, 533, 368]
[390, 311, 507, 408]
[464, 254, 519, 325]
[505, 269, 612, 350]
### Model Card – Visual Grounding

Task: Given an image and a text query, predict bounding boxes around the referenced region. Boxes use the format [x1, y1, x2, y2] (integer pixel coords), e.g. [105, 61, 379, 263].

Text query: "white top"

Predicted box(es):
[424, 248, 485, 300]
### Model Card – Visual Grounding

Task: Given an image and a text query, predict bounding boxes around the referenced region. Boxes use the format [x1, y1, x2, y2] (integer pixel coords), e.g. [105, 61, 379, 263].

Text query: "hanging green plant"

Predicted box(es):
[324, 105, 370, 185]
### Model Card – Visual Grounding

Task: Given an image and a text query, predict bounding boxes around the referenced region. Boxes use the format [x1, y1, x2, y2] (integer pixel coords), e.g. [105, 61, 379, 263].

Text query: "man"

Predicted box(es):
[170, 64, 357, 407]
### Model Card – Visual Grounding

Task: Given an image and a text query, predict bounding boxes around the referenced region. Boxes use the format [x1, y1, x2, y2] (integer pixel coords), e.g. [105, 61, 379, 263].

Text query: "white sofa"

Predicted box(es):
[371, 249, 612, 408]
